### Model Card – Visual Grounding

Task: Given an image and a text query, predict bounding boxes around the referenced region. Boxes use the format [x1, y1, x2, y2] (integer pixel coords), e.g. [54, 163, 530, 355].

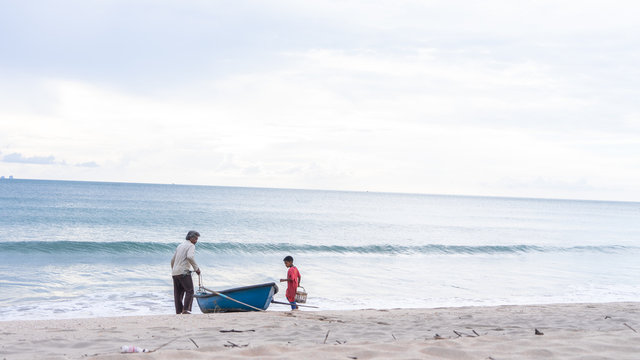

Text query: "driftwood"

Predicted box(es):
[324, 330, 330, 344]
[432, 329, 481, 339]
[224, 341, 248, 348]
[453, 330, 477, 337]
[624, 323, 637, 333]
[220, 329, 255, 333]
[189, 338, 199, 348]
[392, 333, 397, 340]
[535, 328, 544, 335]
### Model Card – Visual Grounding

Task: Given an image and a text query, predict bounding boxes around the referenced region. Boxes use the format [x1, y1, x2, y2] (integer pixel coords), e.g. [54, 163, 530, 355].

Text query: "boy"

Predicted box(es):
[279, 255, 301, 310]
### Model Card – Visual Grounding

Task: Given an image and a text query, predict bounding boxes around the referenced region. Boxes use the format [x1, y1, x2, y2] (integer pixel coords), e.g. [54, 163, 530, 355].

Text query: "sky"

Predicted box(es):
[1, 0, 639, 201]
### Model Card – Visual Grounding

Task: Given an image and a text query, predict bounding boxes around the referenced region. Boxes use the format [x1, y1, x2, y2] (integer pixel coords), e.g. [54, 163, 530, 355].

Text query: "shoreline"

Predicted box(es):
[1, 302, 639, 359]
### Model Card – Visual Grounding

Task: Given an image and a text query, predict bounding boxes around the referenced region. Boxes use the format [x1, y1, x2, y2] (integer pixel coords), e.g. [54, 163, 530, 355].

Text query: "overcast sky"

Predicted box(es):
[1, 0, 639, 201]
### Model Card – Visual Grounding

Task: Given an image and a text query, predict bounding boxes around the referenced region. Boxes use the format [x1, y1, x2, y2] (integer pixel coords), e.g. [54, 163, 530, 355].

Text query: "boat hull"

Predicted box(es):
[195, 282, 279, 313]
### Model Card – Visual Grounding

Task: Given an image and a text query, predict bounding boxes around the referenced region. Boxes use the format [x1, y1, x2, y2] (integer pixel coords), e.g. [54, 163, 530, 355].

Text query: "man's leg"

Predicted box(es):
[178, 274, 195, 313]
[172, 275, 185, 314]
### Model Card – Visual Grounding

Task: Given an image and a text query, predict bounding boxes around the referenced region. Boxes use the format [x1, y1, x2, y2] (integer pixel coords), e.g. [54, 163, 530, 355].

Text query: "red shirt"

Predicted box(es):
[285, 266, 301, 302]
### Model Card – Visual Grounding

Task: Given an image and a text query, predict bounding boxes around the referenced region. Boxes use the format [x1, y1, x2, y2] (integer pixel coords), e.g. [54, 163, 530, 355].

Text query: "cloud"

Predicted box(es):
[1, 65, 639, 201]
[2, 0, 637, 97]
[2, 153, 56, 165]
[76, 161, 99, 168]
[0, 152, 99, 168]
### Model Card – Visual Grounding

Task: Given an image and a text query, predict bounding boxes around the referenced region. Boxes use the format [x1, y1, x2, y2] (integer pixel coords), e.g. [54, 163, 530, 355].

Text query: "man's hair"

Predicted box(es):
[283, 255, 294, 262]
[186, 230, 200, 240]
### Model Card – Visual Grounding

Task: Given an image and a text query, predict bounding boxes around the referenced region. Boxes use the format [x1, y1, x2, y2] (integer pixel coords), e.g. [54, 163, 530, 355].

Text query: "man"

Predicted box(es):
[171, 230, 201, 314]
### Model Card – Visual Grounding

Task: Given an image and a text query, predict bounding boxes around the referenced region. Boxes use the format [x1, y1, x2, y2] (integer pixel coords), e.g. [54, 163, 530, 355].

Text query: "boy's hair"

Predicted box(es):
[283, 255, 294, 262]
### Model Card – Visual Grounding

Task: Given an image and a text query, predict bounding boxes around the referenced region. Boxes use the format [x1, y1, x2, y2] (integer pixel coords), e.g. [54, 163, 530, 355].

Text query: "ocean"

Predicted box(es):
[1, 179, 639, 321]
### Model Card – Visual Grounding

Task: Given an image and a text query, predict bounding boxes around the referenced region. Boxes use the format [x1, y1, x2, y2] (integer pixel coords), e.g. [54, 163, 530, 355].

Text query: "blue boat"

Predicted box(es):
[194, 282, 279, 313]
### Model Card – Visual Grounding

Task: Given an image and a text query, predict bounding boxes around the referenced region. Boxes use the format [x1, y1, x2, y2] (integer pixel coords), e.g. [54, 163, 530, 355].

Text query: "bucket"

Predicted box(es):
[295, 286, 307, 303]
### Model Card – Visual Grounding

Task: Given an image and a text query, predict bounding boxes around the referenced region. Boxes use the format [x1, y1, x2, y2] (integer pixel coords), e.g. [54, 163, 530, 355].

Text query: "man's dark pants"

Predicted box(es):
[172, 274, 194, 314]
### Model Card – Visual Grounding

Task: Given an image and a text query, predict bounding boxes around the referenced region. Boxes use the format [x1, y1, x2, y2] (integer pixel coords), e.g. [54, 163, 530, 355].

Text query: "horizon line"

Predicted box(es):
[1, 176, 638, 205]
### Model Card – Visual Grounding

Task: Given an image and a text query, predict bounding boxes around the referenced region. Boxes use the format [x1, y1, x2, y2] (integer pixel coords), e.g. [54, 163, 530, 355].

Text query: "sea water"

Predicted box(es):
[1, 179, 639, 320]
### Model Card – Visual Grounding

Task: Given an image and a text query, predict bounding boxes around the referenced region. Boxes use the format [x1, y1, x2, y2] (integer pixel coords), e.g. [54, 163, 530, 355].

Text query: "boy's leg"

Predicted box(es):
[289, 301, 298, 310]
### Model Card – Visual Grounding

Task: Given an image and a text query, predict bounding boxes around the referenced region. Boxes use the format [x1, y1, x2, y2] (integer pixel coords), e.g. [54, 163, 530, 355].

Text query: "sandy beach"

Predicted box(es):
[1, 302, 639, 359]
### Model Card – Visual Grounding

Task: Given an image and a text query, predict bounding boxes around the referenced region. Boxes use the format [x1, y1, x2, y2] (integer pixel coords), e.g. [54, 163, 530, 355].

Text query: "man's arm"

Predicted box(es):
[186, 246, 200, 275]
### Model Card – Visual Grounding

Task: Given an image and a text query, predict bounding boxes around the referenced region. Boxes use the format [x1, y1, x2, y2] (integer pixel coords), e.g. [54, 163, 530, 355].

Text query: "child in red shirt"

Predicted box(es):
[280, 255, 301, 310]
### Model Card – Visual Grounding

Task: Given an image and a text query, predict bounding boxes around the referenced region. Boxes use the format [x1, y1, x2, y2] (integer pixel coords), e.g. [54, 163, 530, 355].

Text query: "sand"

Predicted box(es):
[1, 302, 639, 359]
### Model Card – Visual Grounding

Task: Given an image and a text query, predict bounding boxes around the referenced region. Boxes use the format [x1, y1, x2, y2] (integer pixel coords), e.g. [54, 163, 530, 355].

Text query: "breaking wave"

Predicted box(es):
[0, 241, 634, 256]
